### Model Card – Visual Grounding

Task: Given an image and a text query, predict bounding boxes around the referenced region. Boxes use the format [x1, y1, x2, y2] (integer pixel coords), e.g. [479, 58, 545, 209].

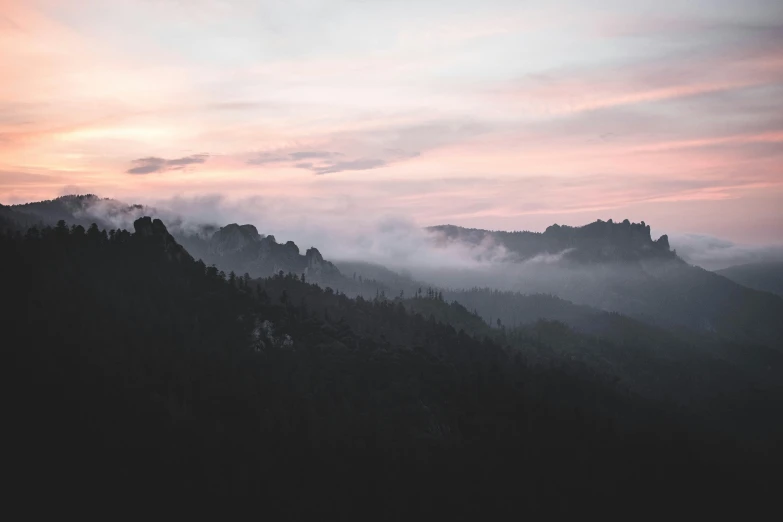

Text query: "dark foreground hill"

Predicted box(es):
[2, 218, 779, 513]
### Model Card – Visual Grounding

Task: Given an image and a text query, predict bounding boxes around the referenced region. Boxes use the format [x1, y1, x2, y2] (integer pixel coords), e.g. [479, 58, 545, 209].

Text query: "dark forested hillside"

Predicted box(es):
[3, 217, 778, 513]
[9, 194, 141, 229]
[0, 203, 44, 233]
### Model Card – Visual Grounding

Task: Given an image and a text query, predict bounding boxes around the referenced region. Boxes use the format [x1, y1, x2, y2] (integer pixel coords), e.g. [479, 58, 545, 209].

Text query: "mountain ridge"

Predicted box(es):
[9, 195, 783, 348]
[428, 219, 675, 263]
[715, 261, 783, 297]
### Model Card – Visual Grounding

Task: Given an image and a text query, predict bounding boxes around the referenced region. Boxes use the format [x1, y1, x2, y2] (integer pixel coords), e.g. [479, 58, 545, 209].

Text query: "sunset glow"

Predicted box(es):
[1, 0, 782, 243]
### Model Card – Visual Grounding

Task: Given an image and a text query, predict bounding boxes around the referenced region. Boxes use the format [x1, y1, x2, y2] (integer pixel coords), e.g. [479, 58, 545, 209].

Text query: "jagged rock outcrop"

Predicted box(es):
[133, 216, 193, 263]
[175, 222, 341, 281]
[210, 223, 262, 255]
[430, 219, 677, 263]
[305, 247, 329, 278]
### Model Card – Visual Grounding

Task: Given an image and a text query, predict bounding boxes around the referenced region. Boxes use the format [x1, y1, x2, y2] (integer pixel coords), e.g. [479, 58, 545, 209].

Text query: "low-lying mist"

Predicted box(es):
[22, 190, 783, 352]
[70, 192, 783, 302]
[74, 193, 534, 281]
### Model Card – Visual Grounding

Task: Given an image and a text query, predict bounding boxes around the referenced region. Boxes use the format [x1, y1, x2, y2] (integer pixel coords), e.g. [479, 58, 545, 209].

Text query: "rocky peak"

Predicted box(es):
[431, 219, 675, 264]
[542, 219, 673, 261]
[210, 223, 261, 255]
[134, 216, 165, 237]
[133, 216, 193, 263]
[303, 246, 339, 279]
[305, 247, 324, 263]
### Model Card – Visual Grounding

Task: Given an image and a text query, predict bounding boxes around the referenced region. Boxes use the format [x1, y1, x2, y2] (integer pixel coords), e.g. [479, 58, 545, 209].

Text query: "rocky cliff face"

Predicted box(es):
[543, 219, 674, 262]
[210, 223, 262, 255]
[304, 247, 329, 278]
[133, 217, 194, 263]
[430, 219, 677, 263]
[178, 222, 340, 281]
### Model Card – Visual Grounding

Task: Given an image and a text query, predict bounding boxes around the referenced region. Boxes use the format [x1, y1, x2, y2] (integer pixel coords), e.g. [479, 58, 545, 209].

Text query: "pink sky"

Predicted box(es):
[1, 0, 782, 244]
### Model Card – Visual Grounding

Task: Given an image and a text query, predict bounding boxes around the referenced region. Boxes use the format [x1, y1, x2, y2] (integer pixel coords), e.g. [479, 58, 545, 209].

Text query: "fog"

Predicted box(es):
[69, 193, 783, 301]
[669, 234, 783, 271]
[74, 193, 519, 272]
[26, 191, 783, 344]
[67, 193, 598, 294]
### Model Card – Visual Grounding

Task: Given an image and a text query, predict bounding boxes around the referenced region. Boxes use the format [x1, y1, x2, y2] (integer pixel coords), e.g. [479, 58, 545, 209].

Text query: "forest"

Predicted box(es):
[2, 216, 780, 514]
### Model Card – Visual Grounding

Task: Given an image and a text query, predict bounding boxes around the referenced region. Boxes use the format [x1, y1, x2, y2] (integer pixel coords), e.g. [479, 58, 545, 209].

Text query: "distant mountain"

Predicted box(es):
[715, 262, 783, 297]
[429, 219, 674, 263]
[427, 221, 783, 349]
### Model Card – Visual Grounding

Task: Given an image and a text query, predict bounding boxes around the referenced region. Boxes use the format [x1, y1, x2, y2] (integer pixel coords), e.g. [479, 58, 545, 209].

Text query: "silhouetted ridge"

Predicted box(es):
[9, 194, 150, 231]
[430, 218, 676, 262]
[210, 223, 262, 254]
[133, 216, 193, 263]
[180, 222, 342, 281]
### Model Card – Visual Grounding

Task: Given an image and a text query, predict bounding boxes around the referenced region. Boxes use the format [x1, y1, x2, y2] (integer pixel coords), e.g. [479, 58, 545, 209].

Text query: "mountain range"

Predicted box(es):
[424, 222, 783, 349]
[5, 195, 783, 350]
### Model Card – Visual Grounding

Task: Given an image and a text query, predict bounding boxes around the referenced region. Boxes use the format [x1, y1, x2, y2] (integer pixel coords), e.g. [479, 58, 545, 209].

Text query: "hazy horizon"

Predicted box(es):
[5, 191, 781, 271]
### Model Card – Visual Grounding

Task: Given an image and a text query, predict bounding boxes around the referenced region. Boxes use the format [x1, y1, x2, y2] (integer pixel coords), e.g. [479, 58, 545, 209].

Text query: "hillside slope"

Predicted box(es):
[2, 216, 777, 512]
[716, 262, 783, 297]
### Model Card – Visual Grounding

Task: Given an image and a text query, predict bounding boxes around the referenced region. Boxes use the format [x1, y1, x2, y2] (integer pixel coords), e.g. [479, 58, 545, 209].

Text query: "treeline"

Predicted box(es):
[1, 219, 777, 514]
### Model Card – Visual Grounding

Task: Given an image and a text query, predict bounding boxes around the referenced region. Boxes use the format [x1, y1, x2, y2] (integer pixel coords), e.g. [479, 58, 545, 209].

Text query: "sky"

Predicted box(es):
[1, 0, 782, 245]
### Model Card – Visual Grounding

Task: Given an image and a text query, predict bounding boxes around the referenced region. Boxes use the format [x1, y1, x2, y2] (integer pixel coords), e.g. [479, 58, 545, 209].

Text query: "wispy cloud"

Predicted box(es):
[670, 233, 783, 271]
[246, 139, 425, 174]
[127, 154, 208, 175]
[312, 158, 387, 175]
[289, 151, 338, 160]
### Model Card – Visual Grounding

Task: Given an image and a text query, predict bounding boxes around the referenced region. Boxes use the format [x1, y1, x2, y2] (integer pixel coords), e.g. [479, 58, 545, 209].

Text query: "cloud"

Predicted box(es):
[165, 155, 209, 167]
[247, 153, 288, 165]
[669, 233, 783, 271]
[243, 120, 476, 174]
[499, 17, 783, 121]
[0, 170, 60, 185]
[126, 154, 208, 175]
[289, 151, 337, 160]
[246, 142, 423, 174]
[127, 157, 166, 174]
[312, 158, 387, 175]
[604, 18, 783, 51]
